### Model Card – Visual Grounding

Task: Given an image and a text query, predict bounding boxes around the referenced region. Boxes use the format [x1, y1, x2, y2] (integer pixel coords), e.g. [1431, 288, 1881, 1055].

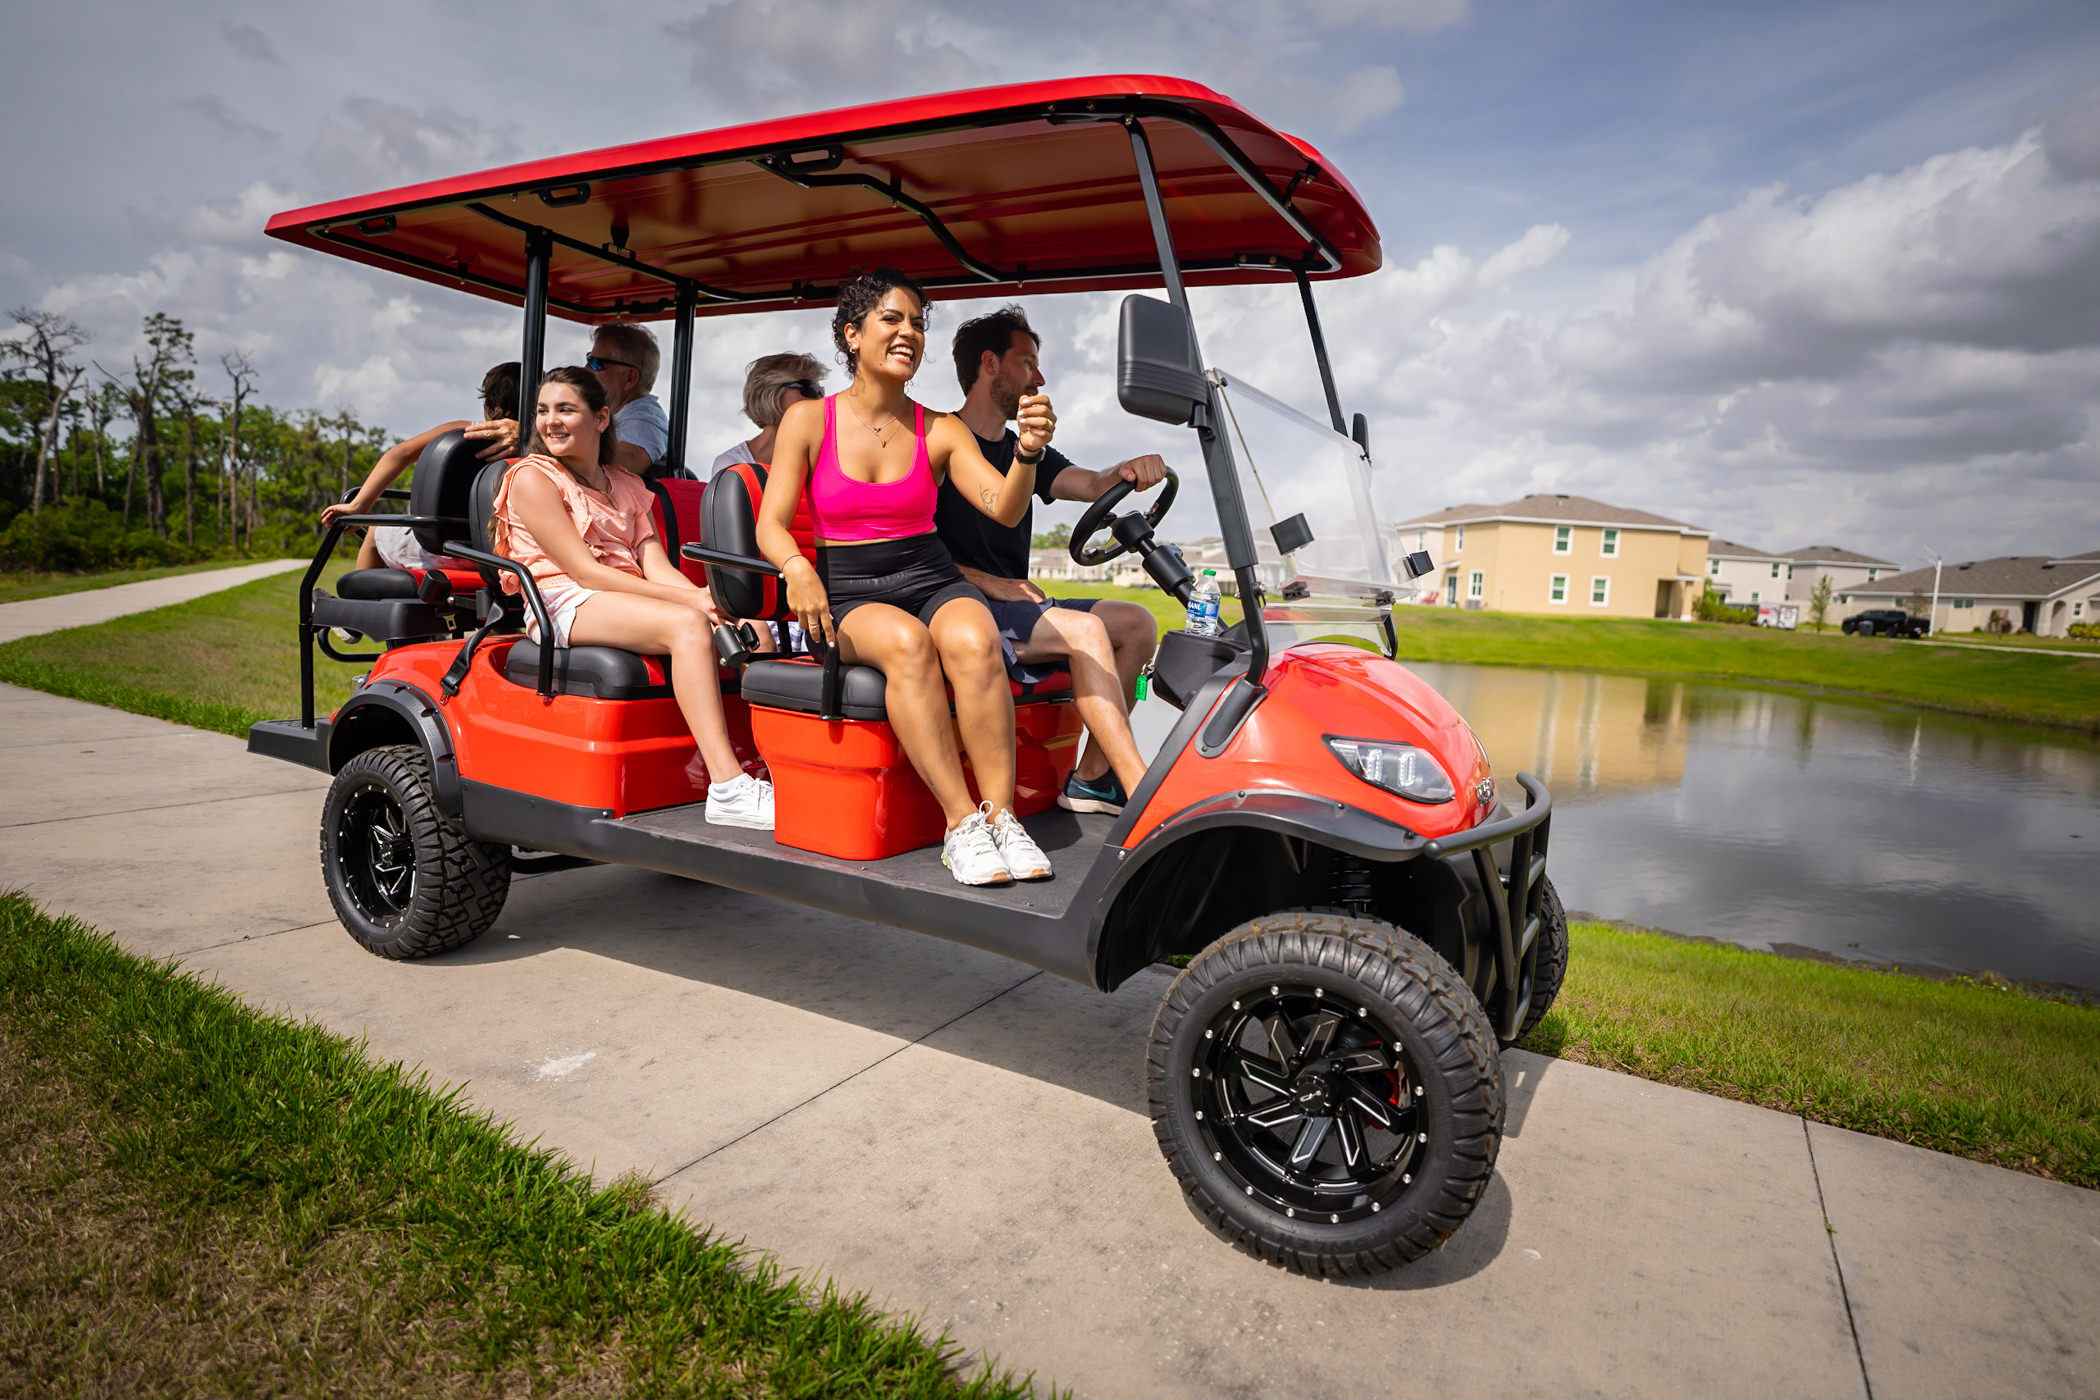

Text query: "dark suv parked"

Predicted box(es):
[1842, 608, 1927, 638]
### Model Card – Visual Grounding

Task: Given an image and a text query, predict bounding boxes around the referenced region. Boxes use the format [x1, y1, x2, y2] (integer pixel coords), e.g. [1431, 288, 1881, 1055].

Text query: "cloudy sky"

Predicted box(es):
[7, 0, 2098, 564]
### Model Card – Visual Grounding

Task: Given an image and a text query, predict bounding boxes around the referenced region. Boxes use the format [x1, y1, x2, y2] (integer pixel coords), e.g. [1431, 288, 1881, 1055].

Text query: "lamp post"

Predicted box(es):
[1924, 547, 1943, 635]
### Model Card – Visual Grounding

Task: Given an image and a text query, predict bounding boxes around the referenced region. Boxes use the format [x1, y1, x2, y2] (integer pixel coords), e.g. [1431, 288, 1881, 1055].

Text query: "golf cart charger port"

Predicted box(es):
[249, 76, 1557, 1277]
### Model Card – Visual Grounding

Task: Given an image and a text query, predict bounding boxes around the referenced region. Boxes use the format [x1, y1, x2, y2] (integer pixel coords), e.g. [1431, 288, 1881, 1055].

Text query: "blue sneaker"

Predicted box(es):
[1058, 770, 1127, 815]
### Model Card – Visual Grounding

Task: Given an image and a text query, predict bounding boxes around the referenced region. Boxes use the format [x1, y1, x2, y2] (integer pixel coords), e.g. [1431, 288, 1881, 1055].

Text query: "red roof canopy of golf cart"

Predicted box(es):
[264, 76, 1382, 324]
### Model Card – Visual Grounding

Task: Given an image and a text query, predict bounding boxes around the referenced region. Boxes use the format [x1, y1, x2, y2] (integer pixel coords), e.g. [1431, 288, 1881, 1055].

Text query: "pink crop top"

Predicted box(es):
[805, 394, 938, 543]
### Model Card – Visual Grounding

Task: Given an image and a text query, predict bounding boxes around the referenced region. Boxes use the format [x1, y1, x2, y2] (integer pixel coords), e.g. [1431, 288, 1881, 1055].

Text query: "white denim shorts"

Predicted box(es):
[524, 584, 597, 648]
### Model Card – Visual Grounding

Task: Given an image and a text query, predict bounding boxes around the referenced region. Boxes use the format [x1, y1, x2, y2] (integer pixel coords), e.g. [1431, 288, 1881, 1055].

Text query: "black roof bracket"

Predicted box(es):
[756, 153, 1005, 284]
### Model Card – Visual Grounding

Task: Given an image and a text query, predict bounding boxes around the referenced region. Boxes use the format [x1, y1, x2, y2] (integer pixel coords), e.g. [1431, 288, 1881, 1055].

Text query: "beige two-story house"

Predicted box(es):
[1396, 493, 1711, 620]
[1705, 538, 1796, 605]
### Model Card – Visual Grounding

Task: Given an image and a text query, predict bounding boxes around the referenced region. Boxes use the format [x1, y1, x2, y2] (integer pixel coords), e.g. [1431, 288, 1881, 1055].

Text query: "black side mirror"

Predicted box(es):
[1351, 412, 1371, 457]
[1118, 294, 1207, 426]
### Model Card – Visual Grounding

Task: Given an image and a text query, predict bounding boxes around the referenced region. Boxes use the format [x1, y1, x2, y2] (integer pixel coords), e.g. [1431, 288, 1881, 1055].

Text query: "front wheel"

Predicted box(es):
[1512, 876, 1569, 1044]
[321, 744, 511, 958]
[1148, 911, 1504, 1276]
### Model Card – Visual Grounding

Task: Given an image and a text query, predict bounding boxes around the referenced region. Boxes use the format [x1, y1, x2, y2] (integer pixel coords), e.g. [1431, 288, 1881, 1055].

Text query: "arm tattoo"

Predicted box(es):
[979, 486, 998, 508]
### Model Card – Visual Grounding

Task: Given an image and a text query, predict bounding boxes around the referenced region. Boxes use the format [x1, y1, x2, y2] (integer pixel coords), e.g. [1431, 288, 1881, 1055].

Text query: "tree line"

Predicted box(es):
[0, 307, 391, 572]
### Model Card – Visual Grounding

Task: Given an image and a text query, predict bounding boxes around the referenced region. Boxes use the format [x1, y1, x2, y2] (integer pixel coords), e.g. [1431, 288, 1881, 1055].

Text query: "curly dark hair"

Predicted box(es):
[831, 268, 930, 374]
[527, 365, 620, 466]
[951, 305, 1038, 395]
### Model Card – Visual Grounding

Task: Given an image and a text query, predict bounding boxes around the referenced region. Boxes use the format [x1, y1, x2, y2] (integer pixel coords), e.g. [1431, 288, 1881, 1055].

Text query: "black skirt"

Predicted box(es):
[816, 532, 987, 627]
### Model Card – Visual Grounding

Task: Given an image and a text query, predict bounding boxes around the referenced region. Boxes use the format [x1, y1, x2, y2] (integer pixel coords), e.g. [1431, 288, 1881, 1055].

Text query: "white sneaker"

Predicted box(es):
[704, 772, 775, 830]
[942, 805, 1012, 886]
[991, 807, 1053, 881]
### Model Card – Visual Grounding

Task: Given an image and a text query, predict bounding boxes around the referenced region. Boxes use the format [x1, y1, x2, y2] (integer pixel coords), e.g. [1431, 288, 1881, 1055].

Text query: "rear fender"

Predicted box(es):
[327, 680, 463, 815]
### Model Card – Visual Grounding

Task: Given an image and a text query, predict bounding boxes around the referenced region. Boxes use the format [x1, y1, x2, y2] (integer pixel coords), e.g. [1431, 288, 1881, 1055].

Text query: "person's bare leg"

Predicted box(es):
[565, 592, 741, 781]
[838, 605, 978, 828]
[355, 531, 383, 570]
[928, 597, 1016, 814]
[1014, 604, 1149, 795]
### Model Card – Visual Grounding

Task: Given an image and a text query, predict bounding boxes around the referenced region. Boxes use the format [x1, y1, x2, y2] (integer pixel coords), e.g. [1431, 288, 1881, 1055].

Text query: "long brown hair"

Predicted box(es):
[528, 365, 620, 466]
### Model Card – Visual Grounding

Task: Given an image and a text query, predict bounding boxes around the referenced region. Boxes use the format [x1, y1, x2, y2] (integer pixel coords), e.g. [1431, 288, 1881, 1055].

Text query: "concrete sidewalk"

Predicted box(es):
[2, 681, 2095, 1398]
[0, 559, 303, 644]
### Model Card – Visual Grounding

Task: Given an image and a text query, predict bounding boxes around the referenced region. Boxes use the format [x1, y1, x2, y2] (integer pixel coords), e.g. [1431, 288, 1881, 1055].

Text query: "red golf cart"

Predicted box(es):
[249, 76, 1559, 1276]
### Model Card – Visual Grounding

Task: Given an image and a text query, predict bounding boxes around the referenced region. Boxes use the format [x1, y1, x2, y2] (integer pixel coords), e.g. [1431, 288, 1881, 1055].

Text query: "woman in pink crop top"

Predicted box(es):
[496, 366, 773, 831]
[756, 269, 1057, 887]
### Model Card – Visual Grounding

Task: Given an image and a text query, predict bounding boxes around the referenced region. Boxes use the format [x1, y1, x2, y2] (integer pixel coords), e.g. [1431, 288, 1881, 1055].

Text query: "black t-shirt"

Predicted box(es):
[933, 428, 1072, 579]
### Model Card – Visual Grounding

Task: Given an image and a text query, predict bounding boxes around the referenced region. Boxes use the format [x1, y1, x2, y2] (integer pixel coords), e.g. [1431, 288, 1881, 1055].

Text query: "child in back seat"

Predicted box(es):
[322, 362, 520, 573]
[493, 366, 774, 831]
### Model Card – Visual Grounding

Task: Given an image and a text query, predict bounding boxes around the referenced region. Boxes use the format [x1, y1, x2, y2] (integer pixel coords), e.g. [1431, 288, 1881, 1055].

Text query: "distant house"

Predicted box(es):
[1779, 545, 1898, 619]
[1705, 538, 1795, 605]
[1167, 536, 1289, 595]
[1026, 548, 1108, 584]
[1840, 551, 2100, 637]
[1395, 493, 1710, 619]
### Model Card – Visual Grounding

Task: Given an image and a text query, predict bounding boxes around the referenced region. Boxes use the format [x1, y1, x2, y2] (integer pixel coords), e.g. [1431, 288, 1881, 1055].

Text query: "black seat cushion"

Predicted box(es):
[337, 568, 420, 600]
[310, 591, 449, 642]
[503, 640, 675, 700]
[740, 657, 889, 720]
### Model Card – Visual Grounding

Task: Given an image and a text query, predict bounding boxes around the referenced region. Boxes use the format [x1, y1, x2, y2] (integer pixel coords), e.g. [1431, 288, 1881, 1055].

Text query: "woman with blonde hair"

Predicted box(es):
[709, 352, 826, 478]
[493, 366, 772, 829]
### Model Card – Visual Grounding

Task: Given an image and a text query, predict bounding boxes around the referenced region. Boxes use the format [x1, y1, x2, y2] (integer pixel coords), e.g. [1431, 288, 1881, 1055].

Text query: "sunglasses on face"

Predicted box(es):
[586, 354, 634, 372]
[790, 379, 821, 397]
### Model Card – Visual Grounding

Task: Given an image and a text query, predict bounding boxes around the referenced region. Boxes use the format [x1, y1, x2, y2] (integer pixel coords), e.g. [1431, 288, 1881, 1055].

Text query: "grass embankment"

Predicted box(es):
[0, 557, 269, 604]
[0, 892, 1034, 1399]
[0, 564, 354, 738]
[1044, 584, 2100, 732]
[1525, 921, 2100, 1186]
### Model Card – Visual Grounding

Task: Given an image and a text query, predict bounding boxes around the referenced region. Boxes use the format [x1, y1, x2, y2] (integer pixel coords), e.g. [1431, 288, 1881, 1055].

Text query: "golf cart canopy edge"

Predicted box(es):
[264, 75, 1383, 324]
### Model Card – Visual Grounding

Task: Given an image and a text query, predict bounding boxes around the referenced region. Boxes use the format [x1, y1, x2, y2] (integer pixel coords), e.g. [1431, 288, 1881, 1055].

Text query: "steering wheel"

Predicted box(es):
[1070, 467, 1178, 566]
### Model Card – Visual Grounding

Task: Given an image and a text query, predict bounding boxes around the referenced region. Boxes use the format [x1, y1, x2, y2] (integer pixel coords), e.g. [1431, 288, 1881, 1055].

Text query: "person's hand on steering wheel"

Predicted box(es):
[1095, 453, 1168, 495]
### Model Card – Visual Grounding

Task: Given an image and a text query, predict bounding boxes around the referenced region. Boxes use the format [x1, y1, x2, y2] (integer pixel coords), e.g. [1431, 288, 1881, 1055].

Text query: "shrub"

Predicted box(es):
[2069, 622, 2098, 641]
[0, 499, 209, 573]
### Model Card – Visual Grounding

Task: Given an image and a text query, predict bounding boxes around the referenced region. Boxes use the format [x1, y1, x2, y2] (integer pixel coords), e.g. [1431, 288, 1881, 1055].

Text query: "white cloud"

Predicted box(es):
[306, 97, 518, 191]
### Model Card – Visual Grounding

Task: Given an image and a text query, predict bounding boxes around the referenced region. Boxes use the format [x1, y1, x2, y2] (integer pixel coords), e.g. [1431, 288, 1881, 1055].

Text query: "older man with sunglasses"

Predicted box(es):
[467, 322, 679, 479]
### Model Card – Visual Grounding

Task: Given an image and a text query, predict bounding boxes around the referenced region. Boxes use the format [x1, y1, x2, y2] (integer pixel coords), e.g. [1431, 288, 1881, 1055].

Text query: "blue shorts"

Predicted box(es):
[984, 594, 1100, 684]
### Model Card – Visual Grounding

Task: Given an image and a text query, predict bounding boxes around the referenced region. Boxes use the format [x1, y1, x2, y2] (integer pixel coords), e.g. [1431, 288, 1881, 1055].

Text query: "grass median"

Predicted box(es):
[0, 892, 1037, 1399]
[1524, 921, 2100, 1187]
[1044, 583, 2100, 732]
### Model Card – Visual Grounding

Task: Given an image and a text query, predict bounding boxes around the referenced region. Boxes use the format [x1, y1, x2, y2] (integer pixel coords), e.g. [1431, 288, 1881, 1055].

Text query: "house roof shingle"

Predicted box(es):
[1707, 537, 1788, 560]
[1849, 554, 2100, 600]
[1397, 493, 1705, 532]
[1781, 544, 1897, 567]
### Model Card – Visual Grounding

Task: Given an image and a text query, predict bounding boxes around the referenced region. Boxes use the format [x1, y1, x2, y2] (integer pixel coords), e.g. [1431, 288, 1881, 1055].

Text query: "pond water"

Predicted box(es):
[1132, 662, 2100, 989]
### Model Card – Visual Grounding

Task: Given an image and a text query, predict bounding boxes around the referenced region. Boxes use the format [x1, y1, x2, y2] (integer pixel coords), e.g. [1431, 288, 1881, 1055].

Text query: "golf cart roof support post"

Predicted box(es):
[1295, 267, 1346, 435]
[667, 281, 697, 473]
[519, 227, 552, 444]
[1125, 115, 1269, 685]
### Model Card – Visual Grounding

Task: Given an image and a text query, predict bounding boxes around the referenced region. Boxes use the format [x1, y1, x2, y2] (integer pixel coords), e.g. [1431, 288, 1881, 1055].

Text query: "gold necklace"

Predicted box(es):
[843, 391, 902, 448]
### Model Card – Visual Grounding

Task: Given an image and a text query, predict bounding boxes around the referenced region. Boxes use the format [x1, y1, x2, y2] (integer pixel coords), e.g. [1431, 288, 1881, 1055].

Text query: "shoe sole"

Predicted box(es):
[942, 854, 1013, 886]
[1057, 793, 1124, 815]
[704, 809, 776, 830]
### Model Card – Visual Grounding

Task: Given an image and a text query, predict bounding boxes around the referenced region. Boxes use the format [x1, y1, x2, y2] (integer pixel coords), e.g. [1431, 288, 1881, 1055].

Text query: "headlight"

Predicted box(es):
[1324, 736, 1455, 804]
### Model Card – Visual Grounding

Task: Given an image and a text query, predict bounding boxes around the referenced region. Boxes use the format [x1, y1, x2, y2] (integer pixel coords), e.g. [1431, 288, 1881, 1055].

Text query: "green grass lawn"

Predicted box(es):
[0, 557, 274, 604]
[0, 564, 356, 738]
[1044, 583, 2100, 732]
[0, 892, 1037, 1399]
[1924, 632, 2100, 653]
[1525, 922, 2100, 1187]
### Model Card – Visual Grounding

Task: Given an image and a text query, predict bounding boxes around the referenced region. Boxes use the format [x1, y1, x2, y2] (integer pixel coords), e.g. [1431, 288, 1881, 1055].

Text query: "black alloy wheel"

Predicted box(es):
[1150, 911, 1503, 1276]
[321, 745, 511, 959]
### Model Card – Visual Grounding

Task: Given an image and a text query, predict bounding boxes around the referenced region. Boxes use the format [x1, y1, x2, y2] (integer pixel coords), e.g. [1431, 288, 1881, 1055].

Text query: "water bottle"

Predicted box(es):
[1185, 569, 1223, 638]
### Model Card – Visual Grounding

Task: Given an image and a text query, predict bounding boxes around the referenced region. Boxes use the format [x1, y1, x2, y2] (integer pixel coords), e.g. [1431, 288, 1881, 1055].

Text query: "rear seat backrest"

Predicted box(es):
[644, 477, 710, 588]
[702, 462, 811, 621]
[408, 429, 494, 560]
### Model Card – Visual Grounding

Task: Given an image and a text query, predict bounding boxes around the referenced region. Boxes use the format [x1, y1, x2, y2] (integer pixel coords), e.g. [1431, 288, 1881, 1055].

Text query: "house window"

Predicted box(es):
[1953, 598, 1973, 609]
[1601, 529, 1619, 557]
[1867, 568, 1879, 581]
[1839, 595, 1850, 605]
[2076, 602, 2086, 617]
[1549, 574, 1568, 604]
[1751, 590, 1761, 602]
[1444, 573, 1458, 605]
[1770, 562, 1781, 578]
[1591, 575, 1610, 605]
[1553, 526, 1571, 554]
[1456, 525, 1465, 550]
[1709, 558, 1721, 577]
[1787, 564, 1795, 579]
[1468, 571, 1484, 601]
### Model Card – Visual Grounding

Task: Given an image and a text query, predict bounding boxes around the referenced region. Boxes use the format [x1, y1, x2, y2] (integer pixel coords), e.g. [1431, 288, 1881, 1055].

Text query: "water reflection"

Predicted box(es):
[1404, 662, 2100, 990]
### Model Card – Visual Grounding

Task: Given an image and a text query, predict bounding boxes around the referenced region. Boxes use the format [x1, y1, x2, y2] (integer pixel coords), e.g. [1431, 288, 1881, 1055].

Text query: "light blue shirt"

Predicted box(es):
[614, 393, 669, 467]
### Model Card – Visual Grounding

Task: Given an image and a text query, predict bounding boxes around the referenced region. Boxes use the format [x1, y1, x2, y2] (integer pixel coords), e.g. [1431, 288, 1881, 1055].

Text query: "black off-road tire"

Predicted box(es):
[321, 744, 511, 959]
[1148, 911, 1504, 1276]
[1514, 876, 1569, 1044]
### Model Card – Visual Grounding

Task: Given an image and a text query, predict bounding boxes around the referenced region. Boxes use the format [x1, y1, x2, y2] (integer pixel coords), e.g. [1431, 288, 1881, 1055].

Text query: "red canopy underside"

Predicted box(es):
[265, 76, 1382, 323]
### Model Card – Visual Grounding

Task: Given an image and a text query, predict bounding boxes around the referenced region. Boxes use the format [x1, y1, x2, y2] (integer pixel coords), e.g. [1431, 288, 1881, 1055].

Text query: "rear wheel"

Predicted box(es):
[321, 744, 511, 958]
[1148, 911, 1503, 1276]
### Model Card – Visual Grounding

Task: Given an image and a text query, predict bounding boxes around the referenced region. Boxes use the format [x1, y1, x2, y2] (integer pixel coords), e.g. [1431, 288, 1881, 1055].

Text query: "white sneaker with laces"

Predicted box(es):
[704, 772, 775, 829]
[942, 805, 1012, 886]
[991, 807, 1053, 881]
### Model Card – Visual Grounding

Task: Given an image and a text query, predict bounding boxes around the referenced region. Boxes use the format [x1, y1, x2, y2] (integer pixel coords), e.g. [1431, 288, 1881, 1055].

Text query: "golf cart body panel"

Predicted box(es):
[250, 77, 1558, 1273]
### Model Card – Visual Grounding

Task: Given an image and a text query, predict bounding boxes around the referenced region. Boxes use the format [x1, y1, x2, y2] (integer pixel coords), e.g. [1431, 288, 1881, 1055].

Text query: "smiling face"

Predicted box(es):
[534, 378, 608, 467]
[986, 330, 1044, 420]
[846, 287, 927, 386]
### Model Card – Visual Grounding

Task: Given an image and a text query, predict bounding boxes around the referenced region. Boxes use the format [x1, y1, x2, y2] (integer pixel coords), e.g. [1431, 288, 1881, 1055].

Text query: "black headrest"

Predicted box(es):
[469, 459, 512, 556]
[409, 429, 490, 558]
[701, 461, 784, 620]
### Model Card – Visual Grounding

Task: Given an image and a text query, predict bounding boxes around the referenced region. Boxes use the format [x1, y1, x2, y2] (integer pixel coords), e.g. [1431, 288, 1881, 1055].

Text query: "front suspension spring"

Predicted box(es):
[1334, 854, 1375, 916]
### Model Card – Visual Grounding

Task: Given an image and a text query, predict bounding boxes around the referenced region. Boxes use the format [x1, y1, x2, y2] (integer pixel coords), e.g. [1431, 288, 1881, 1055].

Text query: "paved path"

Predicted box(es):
[0, 560, 304, 643]
[1912, 637, 2100, 660]
[2, 681, 2096, 1398]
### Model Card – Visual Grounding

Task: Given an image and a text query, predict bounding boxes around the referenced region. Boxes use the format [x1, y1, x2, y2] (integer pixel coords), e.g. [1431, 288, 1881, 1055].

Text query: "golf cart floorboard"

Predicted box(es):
[614, 802, 1119, 919]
